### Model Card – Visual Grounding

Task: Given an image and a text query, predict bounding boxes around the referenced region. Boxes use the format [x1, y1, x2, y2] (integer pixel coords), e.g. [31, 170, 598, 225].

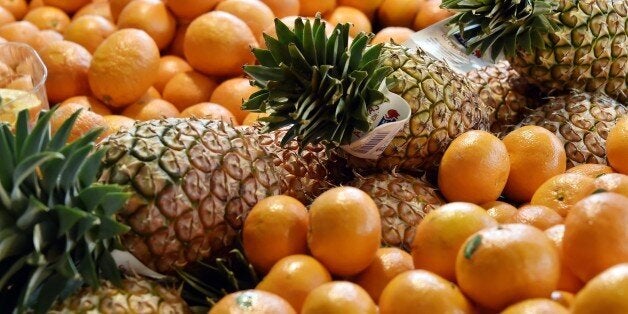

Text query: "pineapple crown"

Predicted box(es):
[0, 109, 130, 313]
[441, 0, 561, 59]
[243, 15, 393, 148]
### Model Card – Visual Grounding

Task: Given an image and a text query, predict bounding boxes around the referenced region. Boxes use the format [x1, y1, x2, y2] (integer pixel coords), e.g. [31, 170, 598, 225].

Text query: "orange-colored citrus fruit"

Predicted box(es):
[51, 102, 108, 143]
[139, 86, 162, 101]
[209, 77, 259, 124]
[595, 173, 628, 197]
[215, 0, 275, 40]
[30, 29, 63, 53]
[0, 6, 14, 26]
[301, 281, 377, 314]
[74, 1, 112, 21]
[456, 224, 560, 311]
[544, 224, 585, 293]
[259, 0, 299, 18]
[308, 186, 381, 277]
[180, 102, 237, 124]
[378, 270, 473, 314]
[164, 0, 221, 21]
[502, 125, 567, 203]
[41, 0, 90, 14]
[325, 6, 371, 37]
[512, 205, 563, 230]
[438, 130, 510, 204]
[116, 0, 176, 50]
[64, 15, 116, 54]
[241, 112, 269, 126]
[0, 0, 27, 19]
[299, 0, 336, 16]
[88, 28, 160, 108]
[411, 202, 498, 281]
[153, 55, 192, 93]
[256, 254, 332, 312]
[501, 299, 569, 314]
[23, 6, 70, 32]
[0, 21, 39, 47]
[184, 11, 258, 77]
[371, 26, 415, 44]
[40, 40, 92, 103]
[109, 0, 131, 22]
[530, 173, 597, 217]
[481, 200, 518, 223]
[607, 116, 628, 175]
[209, 290, 296, 314]
[167, 22, 188, 58]
[566, 163, 614, 178]
[101, 114, 135, 138]
[413, 0, 453, 30]
[162, 70, 217, 111]
[243, 195, 309, 274]
[121, 98, 180, 121]
[352, 247, 414, 303]
[378, 0, 421, 28]
[571, 263, 628, 314]
[60, 95, 112, 116]
[563, 192, 628, 282]
[550, 290, 576, 308]
[338, 0, 383, 18]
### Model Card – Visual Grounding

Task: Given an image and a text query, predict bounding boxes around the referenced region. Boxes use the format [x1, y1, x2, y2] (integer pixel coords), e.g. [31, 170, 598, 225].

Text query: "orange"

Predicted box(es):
[30, 29, 63, 53]
[607, 116, 628, 174]
[338, 0, 383, 18]
[501, 299, 569, 314]
[184, 11, 258, 77]
[371, 26, 414, 44]
[413, 0, 453, 30]
[162, 70, 218, 111]
[595, 173, 628, 197]
[325, 6, 371, 38]
[411, 202, 498, 281]
[29, 0, 44, 9]
[40, 40, 92, 103]
[180, 102, 238, 124]
[299, 0, 336, 16]
[563, 192, 628, 282]
[503, 125, 567, 203]
[308, 187, 381, 277]
[571, 263, 628, 314]
[60, 95, 112, 116]
[438, 130, 510, 204]
[352, 247, 414, 303]
[154, 55, 193, 93]
[101, 114, 136, 139]
[566, 163, 614, 178]
[64, 15, 116, 54]
[378, 270, 473, 314]
[164, 0, 222, 21]
[88, 29, 160, 108]
[23, 6, 70, 32]
[0, 0, 27, 19]
[109, 0, 131, 22]
[301, 281, 377, 314]
[481, 200, 518, 223]
[243, 195, 309, 274]
[215, 0, 275, 40]
[41, 0, 90, 14]
[117, 0, 176, 50]
[0, 21, 39, 47]
[256, 254, 332, 312]
[121, 98, 180, 121]
[242, 112, 269, 126]
[378, 0, 421, 28]
[530, 173, 597, 217]
[139, 86, 161, 101]
[51, 102, 107, 143]
[259, 0, 299, 18]
[456, 224, 560, 311]
[511, 205, 563, 230]
[74, 1, 113, 22]
[0, 6, 14, 26]
[544, 224, 585, 293]
[209, 290, 296, 314]
[167, 22, 188, 58]
[550, 290, 576, 308]
[210, 78, 259, 124]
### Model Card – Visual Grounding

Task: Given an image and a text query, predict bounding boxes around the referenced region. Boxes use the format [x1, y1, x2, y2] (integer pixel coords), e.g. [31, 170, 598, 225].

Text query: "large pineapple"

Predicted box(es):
[97, 118, 349, 273]
[243, 17, 490, 173]
[443, 0, 628, 103]
[349, 172, 445, 251]
[510, 91, 627, 167]
[0, 109, 129, 313]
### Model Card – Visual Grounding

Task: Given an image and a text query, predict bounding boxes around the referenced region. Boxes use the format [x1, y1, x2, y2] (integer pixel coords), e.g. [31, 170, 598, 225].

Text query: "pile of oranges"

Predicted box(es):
[0, 0, 452, 142]
[215, 120, 628, 313]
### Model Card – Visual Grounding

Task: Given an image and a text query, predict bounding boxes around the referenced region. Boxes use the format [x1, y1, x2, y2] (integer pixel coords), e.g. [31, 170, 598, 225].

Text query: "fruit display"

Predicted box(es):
[0, 0, 625, 313]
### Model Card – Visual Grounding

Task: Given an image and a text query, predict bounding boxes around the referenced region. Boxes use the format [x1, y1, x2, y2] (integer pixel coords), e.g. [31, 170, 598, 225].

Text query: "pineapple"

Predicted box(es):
[97, 118, 349, 273]
[443, 0, 628, 103]
[349, 172, 445, 251]
[49, 277, 190, 313]
[510, 91, 627, 168]
[243, 16, 491, 173]
[0, 109, 130, 313]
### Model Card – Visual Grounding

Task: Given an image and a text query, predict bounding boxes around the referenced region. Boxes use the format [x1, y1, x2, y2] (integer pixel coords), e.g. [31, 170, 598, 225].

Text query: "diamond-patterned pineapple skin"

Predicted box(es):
[98, 119, 346, 273]
[349, 172, 445, 251]
[512, 91, 627, 168]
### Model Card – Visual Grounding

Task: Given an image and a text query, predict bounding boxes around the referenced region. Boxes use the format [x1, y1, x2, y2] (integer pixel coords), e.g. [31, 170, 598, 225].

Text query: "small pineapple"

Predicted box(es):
[510, 91, 627, 168]
[49, 277, 190, 313]
[349, 172, 445, 251]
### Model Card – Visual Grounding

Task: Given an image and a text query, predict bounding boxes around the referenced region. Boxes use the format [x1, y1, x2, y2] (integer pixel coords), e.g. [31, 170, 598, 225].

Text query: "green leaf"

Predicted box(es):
[251, 48, 277, 67]
[78, 148, 106, 188]
[31, 272, 76, 314]
[0, 254, 27, 290]
[18, 108, 54, 161]
[59, 144, 93, 191]
[16, 197, 49, 231]
[55, 205, 87, 237]
[100, 192, 130, 216]
[13, 152, 63, 189]
[77, 243, 99, 288]
[47, 109, 81, 151]
[464, 234, 482, 259]
[0, 125, 16, 189]
[14, 109, 30, 155]
[0, 232, 28, 261]
[78, 184, 123, 213]
[96, 216, 129, 240]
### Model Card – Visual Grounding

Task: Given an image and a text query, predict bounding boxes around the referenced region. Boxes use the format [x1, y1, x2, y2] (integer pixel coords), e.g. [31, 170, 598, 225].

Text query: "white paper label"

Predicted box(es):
[112, 249, 167, 279]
